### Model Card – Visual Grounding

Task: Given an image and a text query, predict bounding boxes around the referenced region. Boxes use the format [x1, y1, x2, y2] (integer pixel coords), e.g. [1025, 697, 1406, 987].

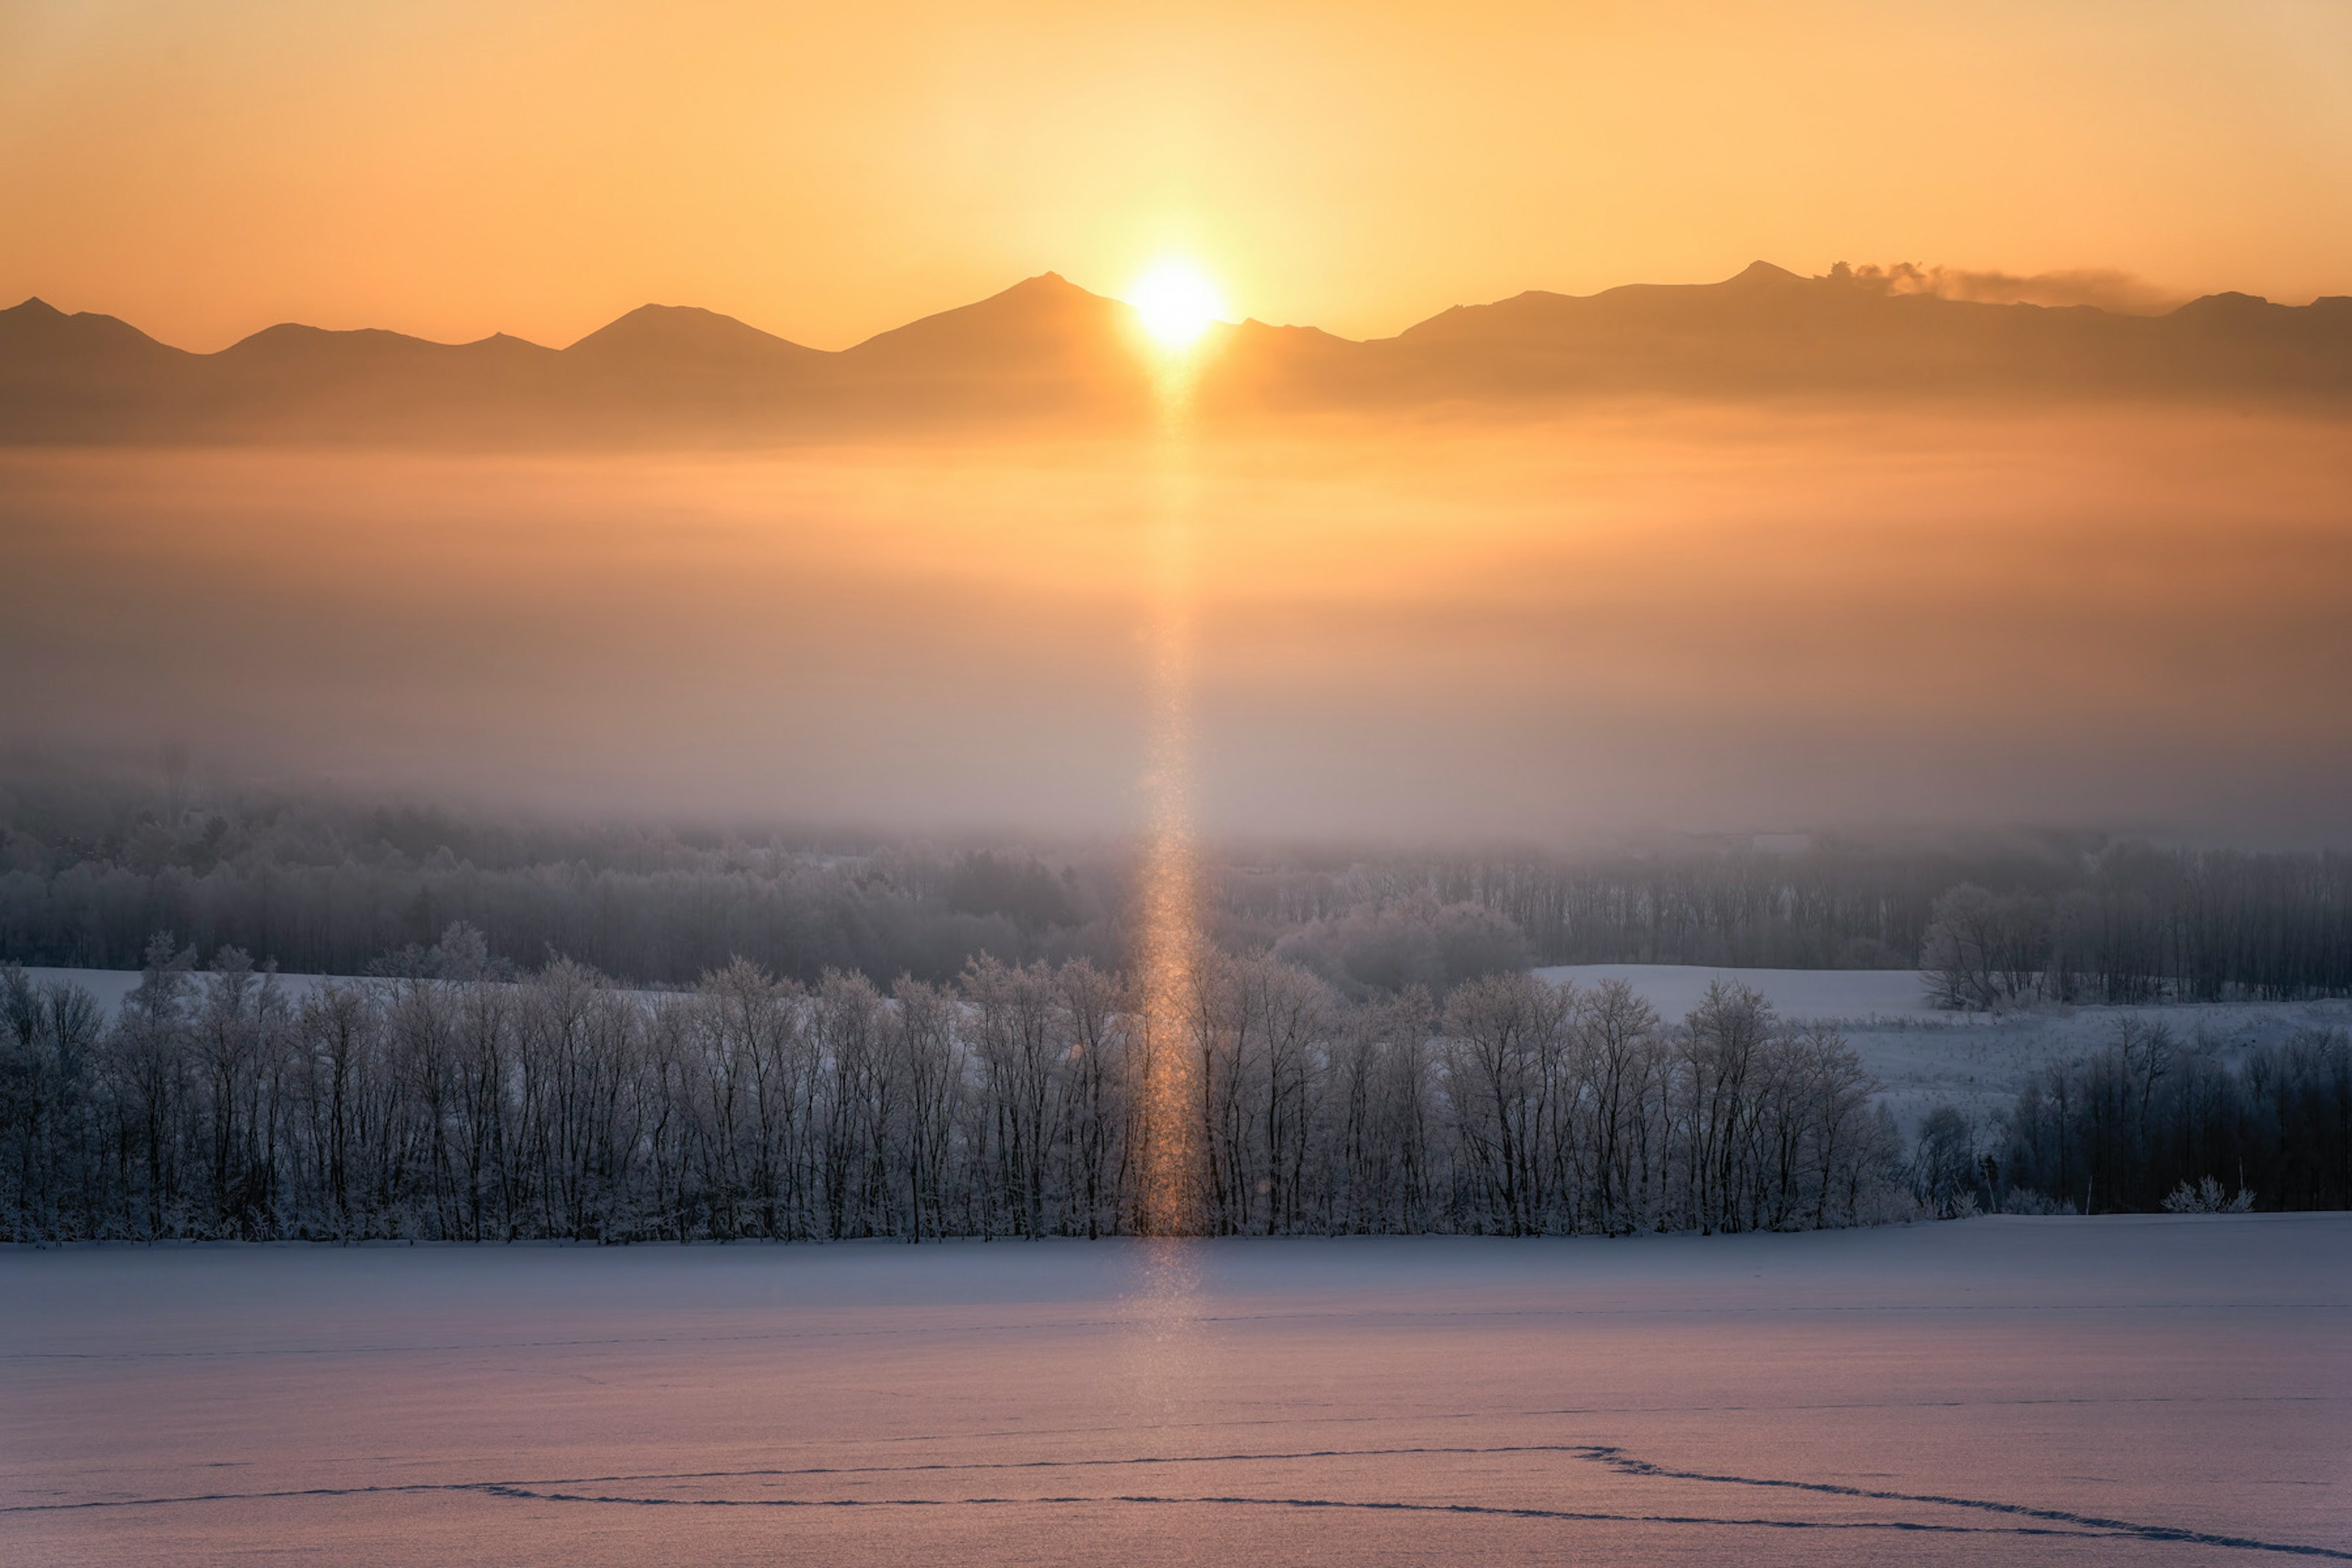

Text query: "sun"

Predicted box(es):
[1127, 259, 1226, 351]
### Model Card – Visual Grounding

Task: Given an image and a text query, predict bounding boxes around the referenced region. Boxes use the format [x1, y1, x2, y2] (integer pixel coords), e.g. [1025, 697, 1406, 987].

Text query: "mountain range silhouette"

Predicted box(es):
[4, 262, 2347, 445]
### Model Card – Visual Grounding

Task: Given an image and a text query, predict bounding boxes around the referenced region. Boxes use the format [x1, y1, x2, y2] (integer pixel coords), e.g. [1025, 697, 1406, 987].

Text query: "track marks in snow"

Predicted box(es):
[8, 1441, 2342, 1558]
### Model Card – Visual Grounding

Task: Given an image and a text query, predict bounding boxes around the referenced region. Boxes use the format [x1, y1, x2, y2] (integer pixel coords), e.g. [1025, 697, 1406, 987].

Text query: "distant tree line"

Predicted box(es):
[4, 767, 2348, 1002]
[1918, 853, 2352, 1008]
[1, 937, 1923, 1243]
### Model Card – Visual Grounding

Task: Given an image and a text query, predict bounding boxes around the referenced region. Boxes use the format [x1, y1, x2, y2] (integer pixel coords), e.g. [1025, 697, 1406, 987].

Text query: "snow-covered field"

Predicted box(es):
[17, 967, 333, 1017]
[1532, 963, 1954, 1022]
[1537, 964, 2352, 1132]
[3, 1219, 2346, 1567]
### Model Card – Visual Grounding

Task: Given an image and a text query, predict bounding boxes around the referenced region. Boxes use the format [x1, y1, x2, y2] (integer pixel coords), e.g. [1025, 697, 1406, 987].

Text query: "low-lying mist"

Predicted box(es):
[6, 402, 2349, 842]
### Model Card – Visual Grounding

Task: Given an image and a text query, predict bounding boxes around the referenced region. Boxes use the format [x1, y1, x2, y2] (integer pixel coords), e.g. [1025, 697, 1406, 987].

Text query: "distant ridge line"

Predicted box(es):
[5, 263, 2348, 446]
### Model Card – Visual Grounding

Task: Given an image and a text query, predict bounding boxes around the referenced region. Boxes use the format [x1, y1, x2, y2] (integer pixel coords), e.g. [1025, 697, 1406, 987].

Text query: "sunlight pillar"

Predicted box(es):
[1134, 331, 1209, 1238]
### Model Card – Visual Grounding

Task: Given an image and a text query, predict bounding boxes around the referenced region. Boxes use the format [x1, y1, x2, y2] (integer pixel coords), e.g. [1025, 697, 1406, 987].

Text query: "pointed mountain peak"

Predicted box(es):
[565, 303, 815, 361]
[0, 297, 186, 360]
[1724, 260, 1804, 287]
[985, 271, 1129, 308]
[843, 273, 1129, 364]
[603, 303, 749, 330]
[964, 272, 1110, 312]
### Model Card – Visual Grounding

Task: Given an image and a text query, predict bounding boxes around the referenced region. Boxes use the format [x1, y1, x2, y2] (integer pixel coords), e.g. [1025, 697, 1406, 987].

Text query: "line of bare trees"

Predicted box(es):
[0, 931, 1910, 1243]
[1993, 1017, 2351, 1214]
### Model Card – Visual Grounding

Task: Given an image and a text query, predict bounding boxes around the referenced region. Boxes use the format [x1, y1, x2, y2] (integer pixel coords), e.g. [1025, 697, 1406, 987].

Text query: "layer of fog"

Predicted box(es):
[5, 403, 2349, 842]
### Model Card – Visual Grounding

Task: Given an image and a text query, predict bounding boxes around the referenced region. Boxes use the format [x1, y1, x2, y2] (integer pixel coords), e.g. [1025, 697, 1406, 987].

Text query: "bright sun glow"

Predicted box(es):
[1128, 259, 1226, 350]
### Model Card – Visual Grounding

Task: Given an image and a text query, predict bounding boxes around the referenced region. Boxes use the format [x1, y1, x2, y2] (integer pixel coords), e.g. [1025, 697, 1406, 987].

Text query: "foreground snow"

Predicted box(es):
[4, 1217, 2345, 1567]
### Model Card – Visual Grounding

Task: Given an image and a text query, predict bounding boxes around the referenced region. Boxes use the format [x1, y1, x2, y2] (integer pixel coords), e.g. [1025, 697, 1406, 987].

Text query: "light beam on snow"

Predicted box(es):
[1134, 341, 1207, 1239]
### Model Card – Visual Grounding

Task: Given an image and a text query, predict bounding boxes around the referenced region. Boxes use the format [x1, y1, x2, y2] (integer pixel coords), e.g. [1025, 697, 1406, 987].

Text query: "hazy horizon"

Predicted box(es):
[6, 254, 2314, 359]
[7, 399, 2349, 846]
[7, 10, 2351, 1568]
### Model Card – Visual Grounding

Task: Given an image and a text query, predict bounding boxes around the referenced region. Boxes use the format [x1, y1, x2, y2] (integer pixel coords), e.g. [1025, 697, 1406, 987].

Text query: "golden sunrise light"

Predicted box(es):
[1127, 258, 1226, 351]
[4, 5, 2350, 1566]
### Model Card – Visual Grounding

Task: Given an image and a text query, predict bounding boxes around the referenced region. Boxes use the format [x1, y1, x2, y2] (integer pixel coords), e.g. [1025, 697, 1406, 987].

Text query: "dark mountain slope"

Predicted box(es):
[0, 298, 200, 440]
[1386, 262, 2352, 399]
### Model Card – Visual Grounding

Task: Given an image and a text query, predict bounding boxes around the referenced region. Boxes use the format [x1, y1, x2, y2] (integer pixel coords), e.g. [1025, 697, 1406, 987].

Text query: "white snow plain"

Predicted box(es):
[4, 1218, 2346, 1567]
[17, 967, 334, 1018]
[1536, 964, 2352, 1133]
[1531, 963, 1955, 1023]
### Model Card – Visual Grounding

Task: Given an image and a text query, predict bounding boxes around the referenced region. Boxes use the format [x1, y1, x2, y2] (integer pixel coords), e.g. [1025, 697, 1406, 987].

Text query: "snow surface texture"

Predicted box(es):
[1537, 964, 2352, 1133]
[4, 1219, 2346, 1567]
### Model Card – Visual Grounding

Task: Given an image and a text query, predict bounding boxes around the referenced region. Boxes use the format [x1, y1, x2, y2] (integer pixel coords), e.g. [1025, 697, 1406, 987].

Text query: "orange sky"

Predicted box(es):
[2, 0, 2349, 352]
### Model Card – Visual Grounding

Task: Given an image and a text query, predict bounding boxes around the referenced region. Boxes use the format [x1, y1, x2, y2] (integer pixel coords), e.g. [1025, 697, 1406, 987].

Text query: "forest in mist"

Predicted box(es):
[6, 768, 2352, 1002]
[9, 272, 2351, 1248]
[7, 767, 2347, 1243]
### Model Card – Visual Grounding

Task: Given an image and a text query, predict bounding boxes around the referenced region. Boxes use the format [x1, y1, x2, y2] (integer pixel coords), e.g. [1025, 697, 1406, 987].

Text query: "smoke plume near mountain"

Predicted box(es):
[1828, 262, 2187, 314]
